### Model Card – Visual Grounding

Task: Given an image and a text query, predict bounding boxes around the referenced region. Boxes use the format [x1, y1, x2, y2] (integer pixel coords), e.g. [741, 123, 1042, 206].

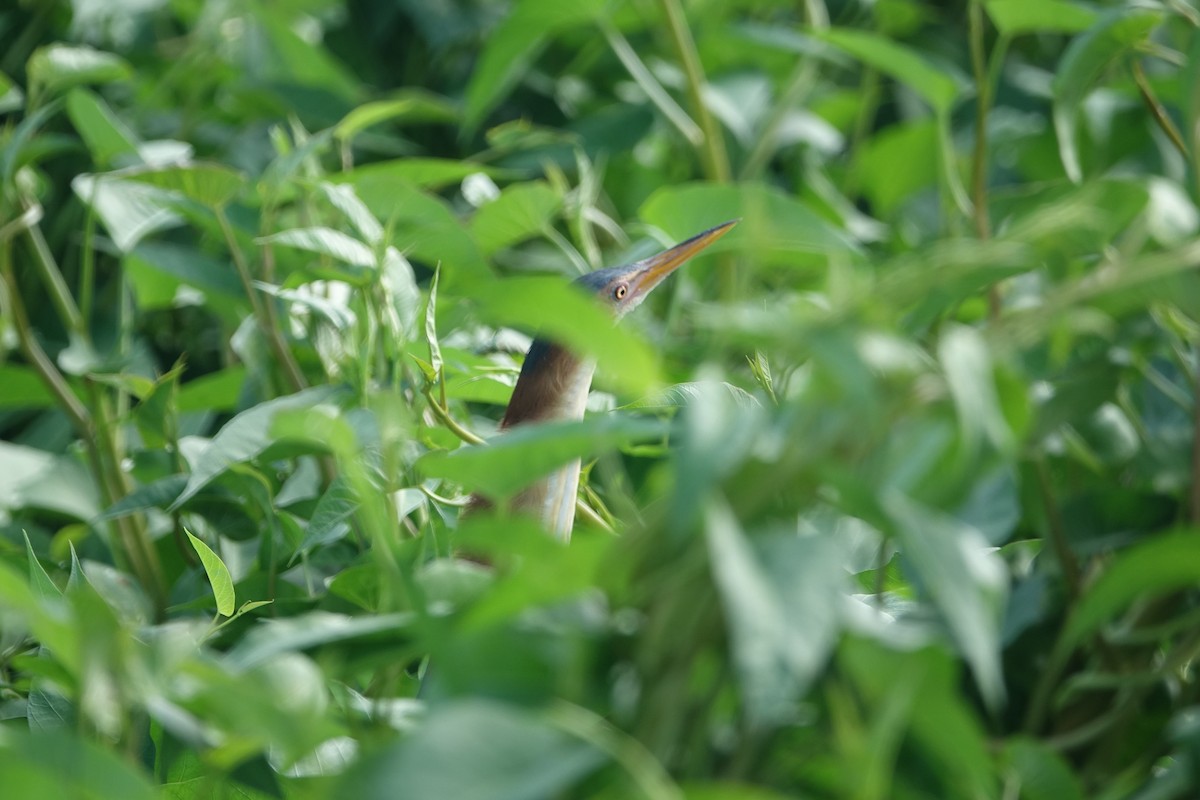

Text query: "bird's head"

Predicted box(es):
[575, 220, 738, 318]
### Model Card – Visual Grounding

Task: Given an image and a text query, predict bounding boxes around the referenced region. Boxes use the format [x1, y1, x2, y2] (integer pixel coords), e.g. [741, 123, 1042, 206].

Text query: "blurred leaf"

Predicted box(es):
[65, 89, 139, 167]
[125, 242, 246, 309]
[0, 729, 156, 800]
[334, 90, 458, 141]
[883, 492, 1007, 709]
[939, 325, 1013, 455]
[172, 386, 344, 509]
[27, 44, 131, 98]
[225, 611, 413, 671]
[176, 367, 247, 413]
[469, 182, 561, 256]
[1004, 737, 1084, 800]
[463, 0, 609, 133]
[0, 366, 56, 408]
[818, 29, 959, 115]
[1066, 530, 1200, 647]
[72, 172, 182, 252]
[640, 182, 857, 264]
[186, 530, 236, 617]
[334, 700, 606, 800]
[1052, 9, 1163, 182]
[337, 158, 513, 193]
[0, 71, 23, 113]
[260, 226, 376, 268]
[419, 415, 666, 500]
[705, 502, 846, 726]
[296, 476, 357, 555]
[470, 276, 662, 395]
[123, 162, 246, 208]
[985, 0, 1098, 36]
[318, 182, 384, 245]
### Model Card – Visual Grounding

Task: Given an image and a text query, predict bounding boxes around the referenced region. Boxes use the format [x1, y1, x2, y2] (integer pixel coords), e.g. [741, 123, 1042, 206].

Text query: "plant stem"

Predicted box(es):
[216, 207, 308, 394]
[968, 0, 1001, 320]
[1131, 60, 1188, 161]
[1, 236, 166, 609]
[657, 0, 730, 185]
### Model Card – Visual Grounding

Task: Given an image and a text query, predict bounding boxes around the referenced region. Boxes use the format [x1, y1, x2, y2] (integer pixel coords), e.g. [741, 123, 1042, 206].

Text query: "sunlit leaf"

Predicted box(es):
[186, 530, 236, 617]
[469, 181, 561, 255]
[334, 90, 458, 141]
[171, 386, 345, 509]
[27, 44, 131, 98]
[984, 0, 1098, 36]
[64, 89, 139, 167]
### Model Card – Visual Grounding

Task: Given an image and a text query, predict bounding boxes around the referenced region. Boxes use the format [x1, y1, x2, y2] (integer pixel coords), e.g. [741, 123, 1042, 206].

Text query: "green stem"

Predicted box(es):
[601, 22, 703, 148]
[656, 0, 731, 184]
[968, 0, 1001, 320]
[1131, 60, 1189, 161]
[216, 207, 308, 394]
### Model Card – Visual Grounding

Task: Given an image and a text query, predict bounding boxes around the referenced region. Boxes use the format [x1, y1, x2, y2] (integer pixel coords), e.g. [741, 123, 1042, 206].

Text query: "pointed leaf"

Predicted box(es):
[185, 529, 236, 617]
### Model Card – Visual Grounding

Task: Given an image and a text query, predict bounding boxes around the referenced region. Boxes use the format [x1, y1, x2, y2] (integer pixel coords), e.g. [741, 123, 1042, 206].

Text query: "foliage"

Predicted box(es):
[2, 0, 1200, 797]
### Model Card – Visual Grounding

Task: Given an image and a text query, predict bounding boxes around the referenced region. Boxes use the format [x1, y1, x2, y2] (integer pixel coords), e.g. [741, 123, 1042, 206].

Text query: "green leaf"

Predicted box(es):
[0, 366, 56, 408]
[176, 367, 246, 413]
[0, 729, 157, 800]
[463, 0, 610, 133]
[984, 0, 1098, 36]
[122, 162, 246, 208]
[334, 700, 606, 800]
[883, 491, 1007, 709]
[124, 242, 246, 309]
[171, 385, 344, 509]
[24, 532, 61, 600]
[469, 275, 662, 395]
[185, 529, 236, 617]
[469, 181, 561, 256]
[27, 44, 132, 99]
[1052, 9, 1164, 183]
[817, 29, 960, 116]
[72, 172, 183, 252]
[259, 226, 377, 268]
[419, 415, 667, 500]
[0, 71, 23, 113]
[705, 503, 846, 726]
[640, 182, 857, 266]
[337, 158, 514, 192]
[318, 182, 384, 245]
[1003, 737, 1083, 800]
[425, 265, 444, 378]
[938, 325, 1013, 455]
[334, 90, 458, 141]
[226, 611, 413, 670]
[1066, 530, 1200, 647]
[64, 89, 140, 167]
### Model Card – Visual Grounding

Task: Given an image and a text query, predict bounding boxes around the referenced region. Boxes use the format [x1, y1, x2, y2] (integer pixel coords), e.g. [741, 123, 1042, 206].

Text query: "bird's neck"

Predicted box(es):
[501, 339, 597, 429]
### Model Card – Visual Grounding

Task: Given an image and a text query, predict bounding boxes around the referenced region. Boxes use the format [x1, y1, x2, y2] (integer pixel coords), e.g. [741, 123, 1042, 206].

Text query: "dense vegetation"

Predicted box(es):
[3, 0, 1200, 797]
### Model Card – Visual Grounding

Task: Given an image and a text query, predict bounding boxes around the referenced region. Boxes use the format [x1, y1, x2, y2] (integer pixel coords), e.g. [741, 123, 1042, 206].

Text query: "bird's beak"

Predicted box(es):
[629, 219, 738, 298]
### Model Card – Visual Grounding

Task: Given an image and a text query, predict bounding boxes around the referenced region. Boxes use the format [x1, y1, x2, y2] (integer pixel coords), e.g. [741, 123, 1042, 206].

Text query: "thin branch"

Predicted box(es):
[968, 0, 1001, 320]
[216, 207, 308, 393]
[656, 0, 731, 184]
[1131, 60, 1189, 161]
[601, 22, 703, 147]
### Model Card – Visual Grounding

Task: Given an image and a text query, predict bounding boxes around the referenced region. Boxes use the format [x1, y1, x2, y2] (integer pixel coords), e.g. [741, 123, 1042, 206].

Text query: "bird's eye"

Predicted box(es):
[614, 284, 628, 300]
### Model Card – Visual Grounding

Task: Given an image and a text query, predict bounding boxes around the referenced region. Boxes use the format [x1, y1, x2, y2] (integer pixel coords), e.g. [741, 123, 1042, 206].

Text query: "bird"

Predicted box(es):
[465, 220, 738, 540]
